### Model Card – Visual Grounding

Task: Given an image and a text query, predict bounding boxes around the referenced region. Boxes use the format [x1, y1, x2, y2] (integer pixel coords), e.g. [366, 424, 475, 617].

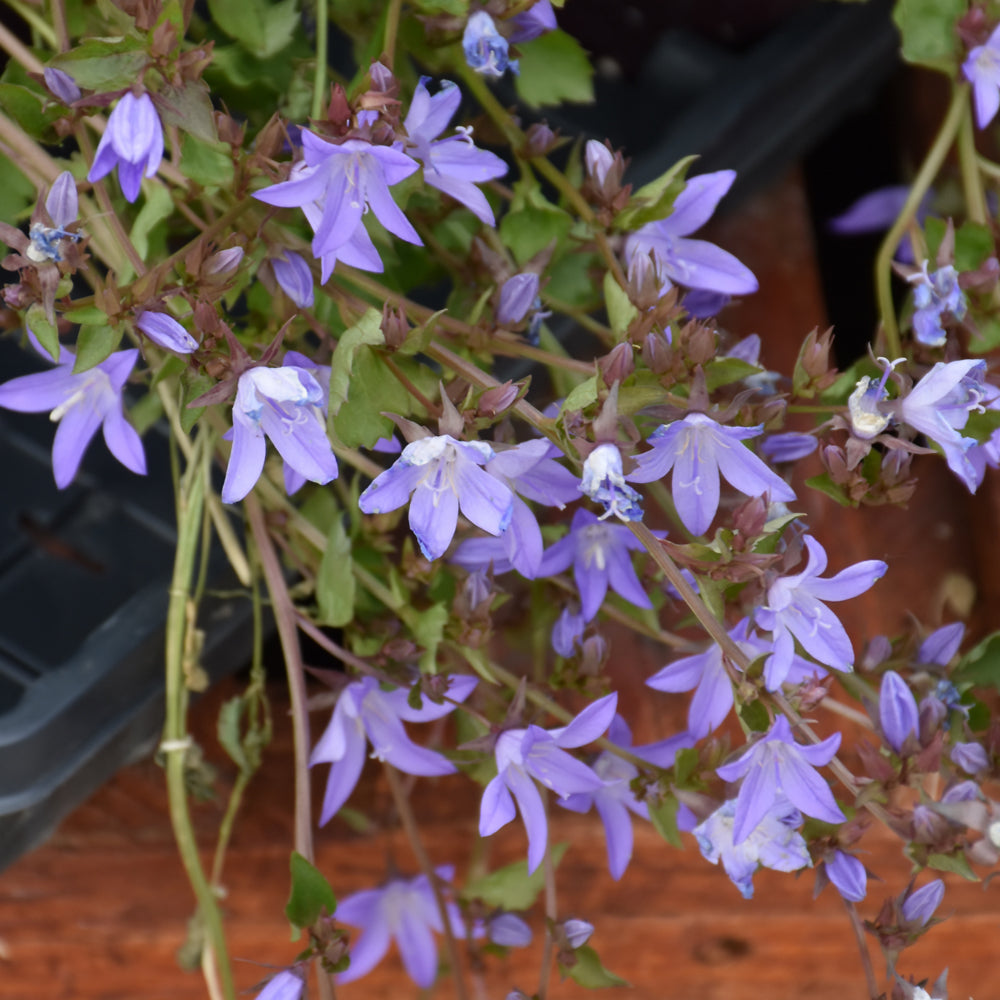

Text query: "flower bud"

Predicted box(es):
[562, 919, 594, 949]
[641, 330, 672, 373]
[598, 342, 634, 387]
[760, 432, 817, 464]
[271, 251, 314, 308]
[497, 273, 539, 326]
[551, 605, 585, 657]
[488, 913, 533, 948]
[136, 310, 199, 354]
[950, 741, 989, 774]
[381, 302, 410, 350]
[204, 246, 244, 276]
[43, 67, 81, 104]
[524, 122, 559, 157]
[901, 879, 944, 925]
[477, 380, 519, 417]
[879, 670, 919, 754]
[825, 850, 866, 902]
[626, 251, 660, 310]
[861, 634, 892, 670]
[917, 623, 965, 666]
[369, 60, 395, 92]
[44, 171, 78, 230]
[585, 140, 615, 188]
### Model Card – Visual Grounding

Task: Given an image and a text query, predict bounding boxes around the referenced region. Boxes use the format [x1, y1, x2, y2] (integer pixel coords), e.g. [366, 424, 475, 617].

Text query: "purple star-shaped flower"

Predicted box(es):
[337, 866, 465, 987]
[87, 92, 164, 203]
[693, 797, 810, 899]
[254, 132, 421, 265]
[829, 185, 931, 264]
[536, 508, 653, 622]
[754, 535, 887, 689]
[558, 715, 656, 880]
[0, 332, 146, 488]
[359, 434, 514, 560]
[221, 364, 338, 504]
[963, 24, 1000, 129]
[627, 413, 795, 536]
[899, 358, 992, 492]
[311, 674, 476, 825]
[480, 693, 616, 872]
[623, 170, 758, 297]
[454, 438, 580, 577]
[716, 715, 845, 844]
[463, 11, 518, 77]
[403, 78, 507, 225]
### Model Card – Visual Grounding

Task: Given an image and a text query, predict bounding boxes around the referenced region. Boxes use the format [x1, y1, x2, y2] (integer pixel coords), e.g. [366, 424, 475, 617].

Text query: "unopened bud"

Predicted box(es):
[561, 919, 594, 949]
[369, 60, 395, 93]
[193, 300, 220, 335]
[326, 84, 351, 131]
[686, 322, 717, 365]
[215, 111, 245, 147]
[43, 67, 80, 104]
[598, 342, 634, 387]
[271, 250, 314, 308]
[585, 140, 615, 187]
[578, 634, 609, 675]
[204, 246, 244, 277]
[524, 121, 559, 157]
[478, 380, 519, 417]
[497, 272, 539, 326]
[641, 330, 672, 373]
[732, 494, 767, 538]
[381, 302, 410, 350]
[626, 251, 660, 310]
[254, 114, 286, 160]
[45, 171, 78, 229]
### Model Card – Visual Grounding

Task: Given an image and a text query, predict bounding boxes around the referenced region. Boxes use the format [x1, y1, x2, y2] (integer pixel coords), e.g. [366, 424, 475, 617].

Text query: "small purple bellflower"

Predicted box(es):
[337, 867, 465, 987]
[624, 170, 758, 297]
[480, 693, 616, 873]
[908, 262, 966, 347]
[221, 364, 338, 504]
[311, 674, 476, 825]
[508, 0, 557, 43]
[754, 535, 887, 689]
[359, 434, 515, 561]
[536, 508, 653, 622]
[463, 12, 518, 77]
[963, 24, 1000, 129]
[0, 332, 145, 488]
[694, 797, 810, 899]
[627, 413, 795, 536]
[87, 92, 164, 203]
[403, 78, 507, 225]
[715, 715, 845, 844]
[580, 443, 644, 521]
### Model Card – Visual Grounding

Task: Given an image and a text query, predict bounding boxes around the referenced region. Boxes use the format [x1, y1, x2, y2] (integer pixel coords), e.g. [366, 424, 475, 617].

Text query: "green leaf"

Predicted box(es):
[412, 0, 466, 12]
[181, 371, 215, 432]
[968, 315, 1000, 354]
[953, 221, 994, 273]
[48, 37, 148, 90]
[672, 747, 699, 787]
[72, 324, 122, 372]
[603, 271, 638, 336]
[328, 308, 385, 417]
[0, 155, 35, 221]
[927, 851, 979, 881]
[514, 29, 593, 107]
[410, 602, 449, 673]
[617, 154, 698, 230]
[739, 698, 771, 733]
[704, 357, 759, 391]
[464, 844, 568, 910]
[179, 134, 234, 189]
[0, 84, 64, 140]
[955, 631, 1000, 690]
[804, 473, 853, 507]
[156, 81, 218, 144]
[26, 304, 59, 362]
[648, 794, 683, 848]
[217, 695, 250, 771]
[892, 0, 964, 69]
[499, 201, 573, 265]
[285, 851, 337, 939]
[559, 374, 598, 414]
[131, 183, 174, 261]
[64, 305, 109, 325]
[316, 518, 355, 627]
[561, 946, 630, 988]
[331, 346, 412, 448]
[207, 0, 299, 57]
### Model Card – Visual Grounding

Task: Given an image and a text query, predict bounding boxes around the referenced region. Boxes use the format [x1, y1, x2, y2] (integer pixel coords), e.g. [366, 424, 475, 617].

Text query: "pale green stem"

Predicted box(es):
[382, 0, 403, 66]
[876, 83, 967, 357]
[958, 100, 989, 227]
[311, 0, 329, 120]
[162, 436, 236, 1000]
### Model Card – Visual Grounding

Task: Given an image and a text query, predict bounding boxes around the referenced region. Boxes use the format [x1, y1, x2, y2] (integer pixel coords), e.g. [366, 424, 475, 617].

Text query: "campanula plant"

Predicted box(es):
[5, 1, 1000, 998]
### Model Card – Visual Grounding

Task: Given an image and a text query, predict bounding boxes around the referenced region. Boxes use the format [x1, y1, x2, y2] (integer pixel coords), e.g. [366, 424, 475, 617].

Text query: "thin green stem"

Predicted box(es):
[843, 896, 879, 1000]
[311, 0, 329, 120]
[876, 83, 967, 357]
[1, 0, 56, 46]
[958, 99, 988, 227]
[162, 435, 236, 1000]
[382, 0, 403, 67]
[50, 0, 69, 51]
